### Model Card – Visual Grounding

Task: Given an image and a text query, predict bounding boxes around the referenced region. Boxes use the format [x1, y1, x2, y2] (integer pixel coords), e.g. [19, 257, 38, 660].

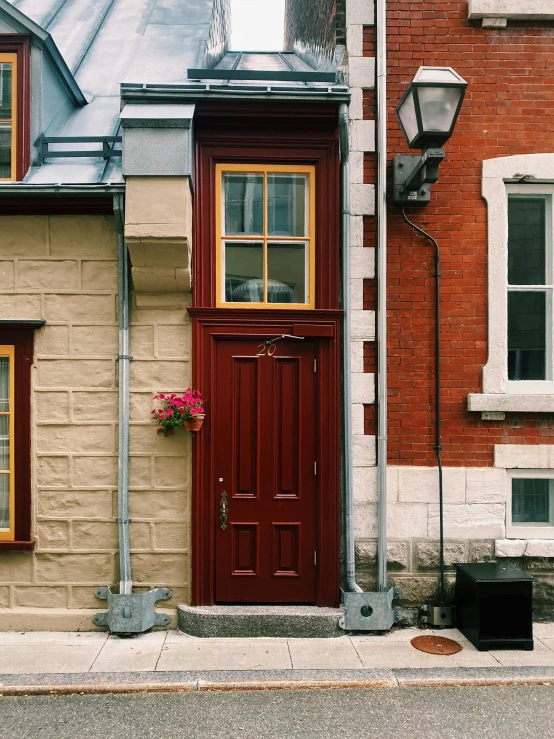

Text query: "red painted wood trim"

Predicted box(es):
[0, 540, 35, 551]
[293, 323, 335, 337]
[0, 325, 36, 547]
[0, 197, 115, 215]
[190, 312, 342, 607]
[0, 36, 31, 181]
[193, 103, 340, 310]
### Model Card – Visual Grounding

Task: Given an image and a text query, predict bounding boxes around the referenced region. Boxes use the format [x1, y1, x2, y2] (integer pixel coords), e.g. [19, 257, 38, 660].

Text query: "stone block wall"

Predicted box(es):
[354, 462, 554, 619]
[0, 215, 191, 627]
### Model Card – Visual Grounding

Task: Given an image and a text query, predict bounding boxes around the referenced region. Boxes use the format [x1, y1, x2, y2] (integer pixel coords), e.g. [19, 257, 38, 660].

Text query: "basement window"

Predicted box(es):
[507, 470, 554, 539]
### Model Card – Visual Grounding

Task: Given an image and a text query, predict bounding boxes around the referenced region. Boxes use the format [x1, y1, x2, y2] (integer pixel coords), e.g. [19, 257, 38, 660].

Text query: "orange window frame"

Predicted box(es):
[0, 345, 15, 541]
[0, 52, 17, 182]
[215, 163, 316, 309]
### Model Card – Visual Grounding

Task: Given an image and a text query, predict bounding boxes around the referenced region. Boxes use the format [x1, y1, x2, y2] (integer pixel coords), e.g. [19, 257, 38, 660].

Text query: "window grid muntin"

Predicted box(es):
[0, 53, 16, 182]
[507, 193, 553, 382]
[0, 345, 14, 540]
[216, 163, 315, 309]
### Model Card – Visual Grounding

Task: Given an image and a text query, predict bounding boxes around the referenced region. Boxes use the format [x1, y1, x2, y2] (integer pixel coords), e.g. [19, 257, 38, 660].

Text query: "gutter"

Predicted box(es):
[0, 184, 125, 195]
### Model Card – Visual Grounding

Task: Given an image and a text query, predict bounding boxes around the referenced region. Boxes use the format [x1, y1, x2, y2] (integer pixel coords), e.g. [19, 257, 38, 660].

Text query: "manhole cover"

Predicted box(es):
[411, 635, 462, 655]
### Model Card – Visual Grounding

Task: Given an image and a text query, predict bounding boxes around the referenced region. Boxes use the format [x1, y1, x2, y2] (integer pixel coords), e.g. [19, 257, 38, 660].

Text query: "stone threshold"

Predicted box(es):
[177, 605, 346, 638]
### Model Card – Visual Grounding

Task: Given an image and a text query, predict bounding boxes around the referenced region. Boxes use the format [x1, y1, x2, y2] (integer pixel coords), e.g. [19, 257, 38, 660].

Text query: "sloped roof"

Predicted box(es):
[3, 0, 216, 185]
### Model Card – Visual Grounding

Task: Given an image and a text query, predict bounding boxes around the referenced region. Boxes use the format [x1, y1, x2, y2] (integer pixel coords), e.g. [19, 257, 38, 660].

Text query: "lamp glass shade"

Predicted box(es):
[395, 66, 468, 149]
[417, 86, 463, 134]
[396, 89, 419, 145]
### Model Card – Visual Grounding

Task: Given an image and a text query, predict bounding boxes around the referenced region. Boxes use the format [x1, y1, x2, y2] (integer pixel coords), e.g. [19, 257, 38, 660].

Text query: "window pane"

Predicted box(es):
[267, 242, 307, 303]
[223, 174, 263, 235]
[0, 474, 9, 530]
[0, 122, 11, 179]
[0, 62, 12, 120]
[508, 197, 546, 286]
[268, 175, 307, 237]
[512, 478, 550, 523]
[508, 291, 547, 380]
[0, 356, 9, 412]
[225, 241, 264, 302]
[0, 415, 9, 472]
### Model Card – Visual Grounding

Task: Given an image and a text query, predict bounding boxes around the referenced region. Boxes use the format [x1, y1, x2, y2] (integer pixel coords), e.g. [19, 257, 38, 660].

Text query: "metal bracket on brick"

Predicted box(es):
[93, 586, 172, 635]
[339, 587, 401, 631]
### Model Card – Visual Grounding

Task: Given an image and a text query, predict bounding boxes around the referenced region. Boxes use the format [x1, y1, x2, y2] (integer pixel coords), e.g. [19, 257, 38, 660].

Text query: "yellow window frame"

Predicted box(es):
[0, 52, 17, 183]
[216, 163, 316, 309]
[0, 345, 15, 541]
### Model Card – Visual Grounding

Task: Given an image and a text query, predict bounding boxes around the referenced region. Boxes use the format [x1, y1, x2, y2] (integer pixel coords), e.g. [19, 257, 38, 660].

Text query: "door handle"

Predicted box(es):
[219, 491, 228, 530]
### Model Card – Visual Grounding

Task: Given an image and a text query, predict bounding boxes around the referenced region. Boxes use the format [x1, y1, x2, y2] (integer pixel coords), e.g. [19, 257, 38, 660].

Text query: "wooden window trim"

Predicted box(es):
[0, 345, 15, 541]
[0, 52, 17, 181]
[0, 326, 36, 550]
[215, 163, 316, 309]
[0, 36, 31, 182]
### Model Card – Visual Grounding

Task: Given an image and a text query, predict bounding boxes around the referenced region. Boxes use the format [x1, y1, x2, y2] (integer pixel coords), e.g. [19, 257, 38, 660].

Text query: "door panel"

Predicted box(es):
[214, 338, 317, 603]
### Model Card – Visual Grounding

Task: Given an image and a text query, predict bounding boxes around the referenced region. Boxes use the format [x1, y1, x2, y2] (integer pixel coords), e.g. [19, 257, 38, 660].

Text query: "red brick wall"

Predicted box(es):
[362, 6, 554, 466]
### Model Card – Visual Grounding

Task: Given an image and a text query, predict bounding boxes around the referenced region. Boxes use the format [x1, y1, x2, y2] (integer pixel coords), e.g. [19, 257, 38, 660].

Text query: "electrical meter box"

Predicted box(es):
[455, 563, 535, 651]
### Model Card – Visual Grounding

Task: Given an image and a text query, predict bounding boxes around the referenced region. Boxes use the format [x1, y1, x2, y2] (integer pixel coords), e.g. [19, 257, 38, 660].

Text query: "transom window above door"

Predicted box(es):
[216, 164, 315, 308]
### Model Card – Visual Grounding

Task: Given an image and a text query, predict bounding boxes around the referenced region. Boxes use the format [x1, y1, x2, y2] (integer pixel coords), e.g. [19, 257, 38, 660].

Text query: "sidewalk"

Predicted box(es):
[1, 625, 554, 695]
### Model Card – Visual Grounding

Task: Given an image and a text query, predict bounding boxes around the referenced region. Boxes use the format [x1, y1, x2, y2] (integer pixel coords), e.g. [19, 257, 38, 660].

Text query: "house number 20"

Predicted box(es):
[257, 344, 276, 356]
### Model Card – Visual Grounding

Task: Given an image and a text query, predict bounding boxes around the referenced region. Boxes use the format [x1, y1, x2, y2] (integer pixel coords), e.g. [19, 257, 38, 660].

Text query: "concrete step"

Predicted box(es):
[177, 605, 346, 638]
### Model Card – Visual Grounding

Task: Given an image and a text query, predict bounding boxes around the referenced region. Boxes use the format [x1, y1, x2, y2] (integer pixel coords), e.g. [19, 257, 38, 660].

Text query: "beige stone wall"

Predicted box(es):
[0, 215, 191, 626]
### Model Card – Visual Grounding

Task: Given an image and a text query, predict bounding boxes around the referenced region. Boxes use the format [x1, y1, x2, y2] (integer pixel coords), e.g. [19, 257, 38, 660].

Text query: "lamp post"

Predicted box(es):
[393, 67, 467, 204]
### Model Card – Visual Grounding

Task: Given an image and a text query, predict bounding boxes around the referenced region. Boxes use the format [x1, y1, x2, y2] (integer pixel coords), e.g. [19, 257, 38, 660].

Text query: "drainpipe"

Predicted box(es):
[114, 194, 132, 596]
[93, 195, 172, 634]
[339, 103, 363, 596]
[339, 0, 400, 631]
[376, 0, 388, 593]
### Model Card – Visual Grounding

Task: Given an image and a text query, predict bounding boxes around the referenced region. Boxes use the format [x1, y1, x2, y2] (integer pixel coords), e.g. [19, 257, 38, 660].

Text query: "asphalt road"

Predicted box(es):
[1, 686, 553, 738]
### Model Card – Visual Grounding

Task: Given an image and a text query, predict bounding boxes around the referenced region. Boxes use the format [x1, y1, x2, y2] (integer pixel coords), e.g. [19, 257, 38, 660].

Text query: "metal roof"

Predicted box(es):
[2, 1, 343, 187]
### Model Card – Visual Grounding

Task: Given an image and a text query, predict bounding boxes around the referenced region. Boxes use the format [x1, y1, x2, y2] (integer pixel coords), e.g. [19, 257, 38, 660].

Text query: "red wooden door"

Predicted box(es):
[214, 337, 318, 603]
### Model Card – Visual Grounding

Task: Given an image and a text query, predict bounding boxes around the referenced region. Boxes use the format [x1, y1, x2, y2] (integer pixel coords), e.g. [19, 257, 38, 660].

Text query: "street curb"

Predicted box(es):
[1, 667, 553, 696]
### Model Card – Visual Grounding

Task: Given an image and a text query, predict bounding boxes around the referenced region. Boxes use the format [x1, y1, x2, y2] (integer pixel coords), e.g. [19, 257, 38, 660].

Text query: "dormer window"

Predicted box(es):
[0, 52, 16, 181]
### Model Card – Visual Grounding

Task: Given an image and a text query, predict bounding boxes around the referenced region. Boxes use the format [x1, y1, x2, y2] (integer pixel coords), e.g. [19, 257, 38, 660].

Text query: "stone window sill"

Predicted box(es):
[467, 393, 554, 418]
[496, 539, 554, 557]
[0, 540, 35, 551]
[468, 0, 554, 26]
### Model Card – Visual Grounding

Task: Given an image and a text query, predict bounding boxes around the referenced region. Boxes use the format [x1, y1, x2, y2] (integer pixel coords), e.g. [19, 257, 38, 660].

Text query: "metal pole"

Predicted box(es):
[339, 103, 363, 594]
[114, 194, 132, 596]
[376, 0, 388, 592]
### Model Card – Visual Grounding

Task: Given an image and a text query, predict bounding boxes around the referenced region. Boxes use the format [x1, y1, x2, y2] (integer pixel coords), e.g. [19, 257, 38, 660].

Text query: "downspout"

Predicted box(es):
[93, 196, 172, 634]
[339, 102, 363, 595]
[340, 0, 400, 631]
[114, 194, 132, 596]
[376, 0, 388, 593]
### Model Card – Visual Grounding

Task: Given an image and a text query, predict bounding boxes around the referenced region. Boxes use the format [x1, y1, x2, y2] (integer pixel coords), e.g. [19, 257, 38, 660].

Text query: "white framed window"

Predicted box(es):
[506, 187, 553, 391]
[507, 469, 554, 539]
[468, 154, 554, 414]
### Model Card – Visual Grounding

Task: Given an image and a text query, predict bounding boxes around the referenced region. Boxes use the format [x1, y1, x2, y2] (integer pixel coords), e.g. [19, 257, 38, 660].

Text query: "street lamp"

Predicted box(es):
[393, 67, 468, 205]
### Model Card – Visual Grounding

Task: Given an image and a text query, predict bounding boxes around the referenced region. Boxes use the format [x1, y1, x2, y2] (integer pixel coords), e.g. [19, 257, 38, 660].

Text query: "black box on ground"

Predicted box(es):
[454, 563, 535, 651]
